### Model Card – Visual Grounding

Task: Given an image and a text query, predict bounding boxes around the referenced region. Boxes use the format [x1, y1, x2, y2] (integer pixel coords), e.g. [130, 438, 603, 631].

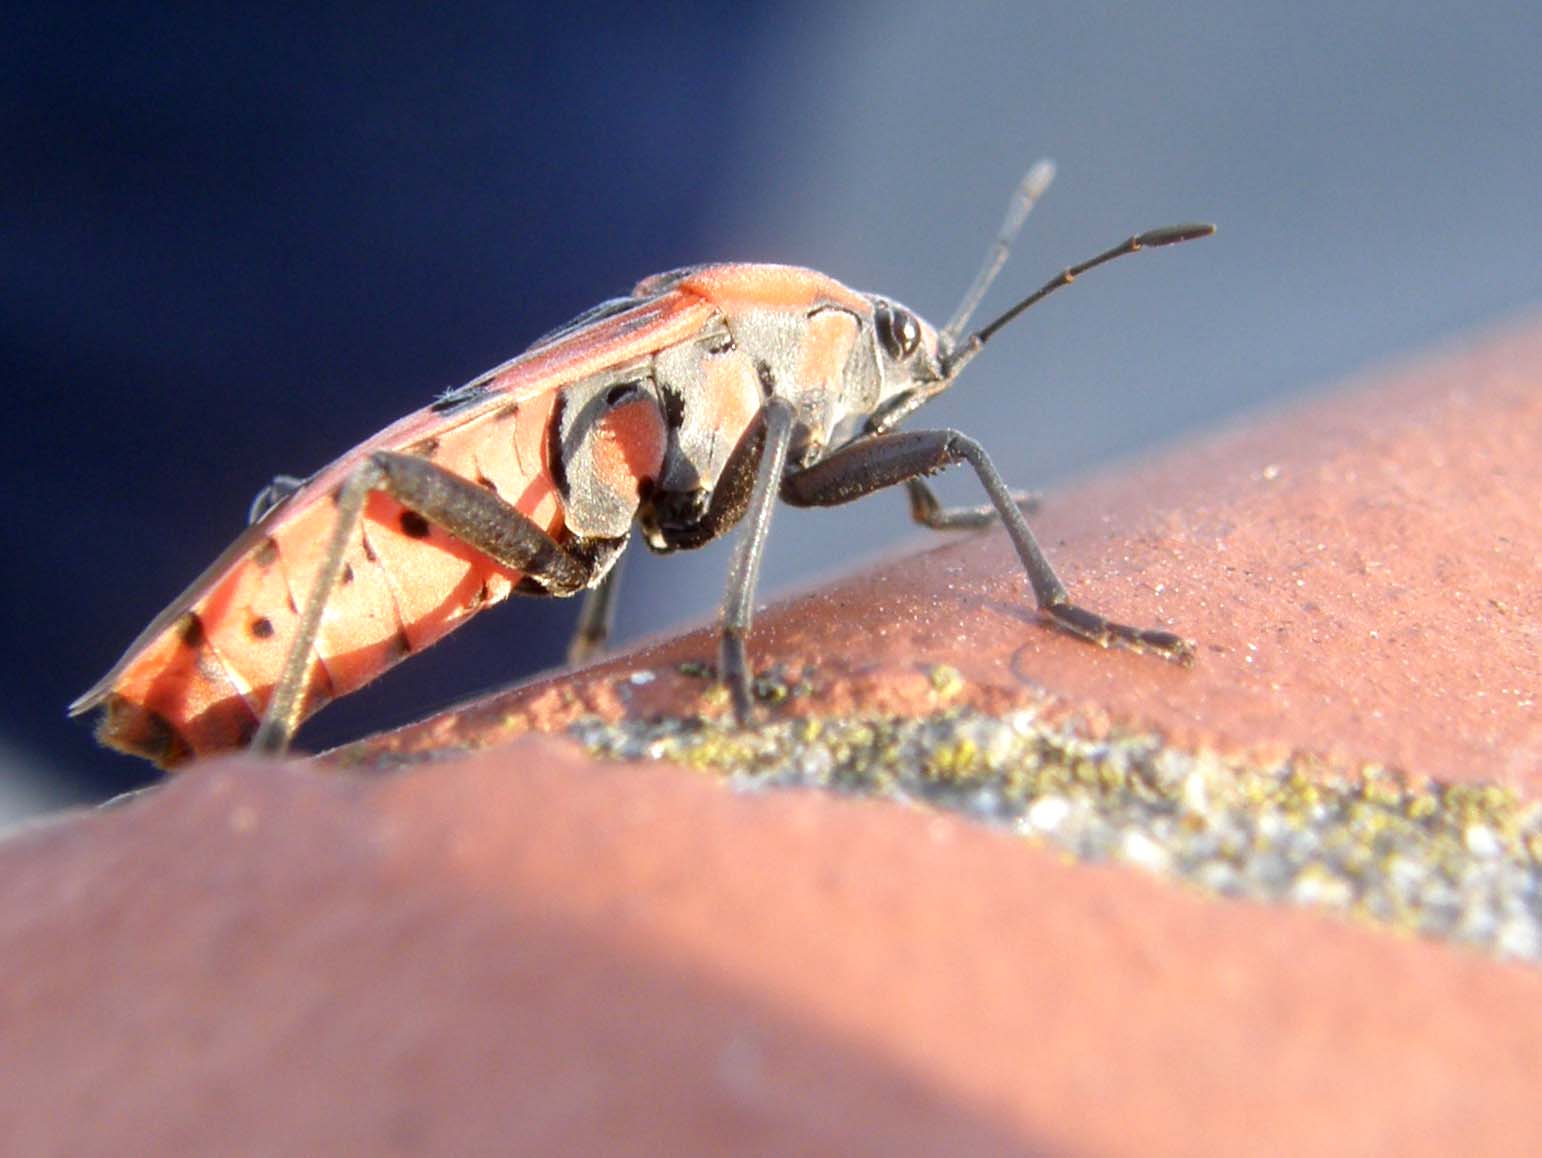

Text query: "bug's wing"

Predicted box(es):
[347, 286, 719, 450]
[70, 287, 718, 718]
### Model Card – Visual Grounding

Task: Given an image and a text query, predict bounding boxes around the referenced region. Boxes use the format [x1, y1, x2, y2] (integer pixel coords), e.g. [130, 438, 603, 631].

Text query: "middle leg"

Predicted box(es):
[784, 430, 1192, 662]
[904, 477, 1040, 530]
[567, 556, 623, 664]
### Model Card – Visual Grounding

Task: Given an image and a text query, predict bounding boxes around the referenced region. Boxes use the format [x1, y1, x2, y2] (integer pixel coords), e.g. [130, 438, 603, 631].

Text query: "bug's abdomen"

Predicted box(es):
[96, 393, 570, 766]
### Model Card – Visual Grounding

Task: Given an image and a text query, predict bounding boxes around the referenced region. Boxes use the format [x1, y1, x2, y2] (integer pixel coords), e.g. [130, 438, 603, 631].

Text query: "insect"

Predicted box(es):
[72, 161, 1213, 767]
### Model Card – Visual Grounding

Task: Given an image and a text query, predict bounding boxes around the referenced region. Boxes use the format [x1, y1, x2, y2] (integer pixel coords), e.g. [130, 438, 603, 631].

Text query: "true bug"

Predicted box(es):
[72, 161, 1214, 767]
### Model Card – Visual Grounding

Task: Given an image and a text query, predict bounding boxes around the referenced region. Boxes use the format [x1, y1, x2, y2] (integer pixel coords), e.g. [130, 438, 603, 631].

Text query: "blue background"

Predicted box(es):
[4, 3, 1539, 821]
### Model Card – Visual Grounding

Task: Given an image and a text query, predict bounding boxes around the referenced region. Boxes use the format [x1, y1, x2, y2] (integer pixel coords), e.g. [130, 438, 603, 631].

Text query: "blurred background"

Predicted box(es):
[5, 2, 1539, 824]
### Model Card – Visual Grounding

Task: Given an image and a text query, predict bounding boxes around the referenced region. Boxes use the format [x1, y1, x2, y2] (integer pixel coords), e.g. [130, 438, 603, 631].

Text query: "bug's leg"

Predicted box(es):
[252, 450, 596, 757]
[871, 414, 1037, 530]
[567, 555, 623, 664]
[719, 397, 798, 724]
[784, 431, 1192, 663]
[904, 477, 1041, 530]
[248, 474, 307, 524]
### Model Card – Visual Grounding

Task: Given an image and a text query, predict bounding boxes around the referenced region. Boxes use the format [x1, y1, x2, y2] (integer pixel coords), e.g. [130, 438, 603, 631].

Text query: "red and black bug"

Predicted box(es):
[72, 161, 1214, 767]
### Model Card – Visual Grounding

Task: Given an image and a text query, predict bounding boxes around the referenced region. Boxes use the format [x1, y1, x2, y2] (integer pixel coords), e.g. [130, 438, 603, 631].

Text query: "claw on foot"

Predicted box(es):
[1043, 603, 1194, 666]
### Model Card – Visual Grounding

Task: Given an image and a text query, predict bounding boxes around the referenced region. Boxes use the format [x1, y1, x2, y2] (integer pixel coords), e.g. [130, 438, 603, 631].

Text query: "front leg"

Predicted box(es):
[875, 409, 1037, 530]
[784, 430, 1193, 663]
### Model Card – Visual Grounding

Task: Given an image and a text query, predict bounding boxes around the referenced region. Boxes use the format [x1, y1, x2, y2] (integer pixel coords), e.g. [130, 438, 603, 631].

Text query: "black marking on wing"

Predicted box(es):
[634, 266, 707, 296]
[430, 382, 490, 414]
[528, 295, 646, 351]
[429, 294, 654, 417]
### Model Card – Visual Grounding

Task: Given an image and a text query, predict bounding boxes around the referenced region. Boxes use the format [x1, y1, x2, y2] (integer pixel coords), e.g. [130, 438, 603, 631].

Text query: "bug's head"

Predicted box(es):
[864, 159, 1215, 428]
[869, 296, 948, 393]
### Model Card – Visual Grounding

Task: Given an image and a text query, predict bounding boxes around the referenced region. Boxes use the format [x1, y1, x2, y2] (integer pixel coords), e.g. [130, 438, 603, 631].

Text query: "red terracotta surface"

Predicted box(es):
[5, 741, 1542, 1155]
[6, 317, 1541, 1154]
[363, 314, 1541, 792]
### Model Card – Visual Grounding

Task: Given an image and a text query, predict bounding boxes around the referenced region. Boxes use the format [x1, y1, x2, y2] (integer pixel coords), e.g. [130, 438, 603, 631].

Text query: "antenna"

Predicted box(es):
[940, 159, 1057, 346]
[943, 222, 1215, 379]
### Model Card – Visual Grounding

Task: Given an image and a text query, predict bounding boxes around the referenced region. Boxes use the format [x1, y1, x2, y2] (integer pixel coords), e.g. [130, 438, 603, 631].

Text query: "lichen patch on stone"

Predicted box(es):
[571, 708, 1542, 963]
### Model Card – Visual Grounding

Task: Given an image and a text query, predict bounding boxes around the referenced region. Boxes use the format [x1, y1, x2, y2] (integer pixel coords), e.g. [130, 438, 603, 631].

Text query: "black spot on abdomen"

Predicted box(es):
[179, 611, 205, 649]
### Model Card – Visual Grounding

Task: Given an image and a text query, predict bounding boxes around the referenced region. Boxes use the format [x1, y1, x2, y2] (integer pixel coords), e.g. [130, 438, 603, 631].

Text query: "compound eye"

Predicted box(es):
[876, 303, 922, 361]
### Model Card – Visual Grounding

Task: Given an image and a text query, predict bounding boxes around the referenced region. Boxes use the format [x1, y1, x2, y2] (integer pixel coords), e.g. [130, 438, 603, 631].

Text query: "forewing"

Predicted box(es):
[71, 286, 717, 715]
